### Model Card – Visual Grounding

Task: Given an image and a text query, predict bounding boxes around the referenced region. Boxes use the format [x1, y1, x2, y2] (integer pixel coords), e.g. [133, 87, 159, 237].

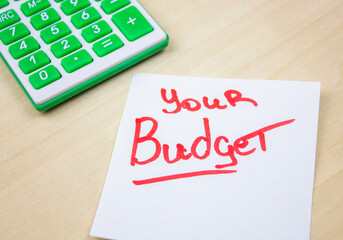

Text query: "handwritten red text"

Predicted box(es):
[131, 117, 295, 185]
[161, 89, 258, 114]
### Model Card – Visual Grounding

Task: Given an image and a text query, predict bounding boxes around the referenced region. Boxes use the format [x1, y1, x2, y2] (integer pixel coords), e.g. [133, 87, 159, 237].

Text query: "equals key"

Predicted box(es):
[93, 34, 124, 57]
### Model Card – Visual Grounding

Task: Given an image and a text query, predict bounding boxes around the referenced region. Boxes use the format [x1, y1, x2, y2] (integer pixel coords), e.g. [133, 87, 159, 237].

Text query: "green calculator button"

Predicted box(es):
[61, 49, 93, 73]
[0, 1, 9, 9]
[100, 0, 130, 14]
[0, 22, 30, 45]
[40, 21, 71, 44]
[112, 6, 153, 41]
[81, 20, 112, 43]
[21, 0, 51, 17]
[71, 7, 100, 29]
[19, 50, 50, 74]
[9, 36, 40, 59]
[0, 9, 20, 30]
[61, 0, 90, 16]
[51, 35, 81, 58]
[93, 34, 123, 57]
[31, 8, 61, 30]
[29, 65, 61, 90]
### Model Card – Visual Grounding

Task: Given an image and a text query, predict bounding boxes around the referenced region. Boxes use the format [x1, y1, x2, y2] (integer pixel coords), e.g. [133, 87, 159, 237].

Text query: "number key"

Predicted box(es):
[19, 50, 50, 74]
[29, 65, 61, 90]
[81, 20, 112, 43]
[0, 22, 30, 45]
[41, 21, 71, 44]
[71, 7, 101, 29]
[31, 8, 61, 30]
[9, 36, 40, 59]
[61, 0, 90, 16]
[51, 35, 82, 58]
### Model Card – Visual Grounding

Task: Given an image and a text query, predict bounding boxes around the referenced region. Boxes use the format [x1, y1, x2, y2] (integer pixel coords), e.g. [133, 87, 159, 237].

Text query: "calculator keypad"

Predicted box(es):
[0, 0, 168, 108]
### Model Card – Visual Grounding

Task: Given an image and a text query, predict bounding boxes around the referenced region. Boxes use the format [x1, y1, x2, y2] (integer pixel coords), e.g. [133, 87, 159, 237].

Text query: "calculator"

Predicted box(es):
[0, 0, 168, 111]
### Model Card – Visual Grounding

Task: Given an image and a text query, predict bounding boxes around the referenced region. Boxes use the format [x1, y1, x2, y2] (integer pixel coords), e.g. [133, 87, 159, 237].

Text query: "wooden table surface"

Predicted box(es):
[1, 0, 342, 239]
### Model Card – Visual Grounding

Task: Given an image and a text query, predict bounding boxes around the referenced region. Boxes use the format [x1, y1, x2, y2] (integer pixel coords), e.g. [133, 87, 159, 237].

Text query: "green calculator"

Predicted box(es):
[0, 0, 168, 111]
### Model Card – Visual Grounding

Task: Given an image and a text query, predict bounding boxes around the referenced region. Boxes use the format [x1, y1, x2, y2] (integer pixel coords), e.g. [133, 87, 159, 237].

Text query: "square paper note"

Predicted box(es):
[91, 73, 321, 240]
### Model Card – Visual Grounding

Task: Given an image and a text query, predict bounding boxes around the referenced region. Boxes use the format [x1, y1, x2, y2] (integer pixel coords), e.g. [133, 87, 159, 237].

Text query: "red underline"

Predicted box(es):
[132, 169, 237, 185]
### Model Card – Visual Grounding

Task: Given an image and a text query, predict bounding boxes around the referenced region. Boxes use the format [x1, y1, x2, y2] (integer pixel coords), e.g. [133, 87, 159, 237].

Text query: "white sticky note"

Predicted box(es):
[90, 74, 321, 240]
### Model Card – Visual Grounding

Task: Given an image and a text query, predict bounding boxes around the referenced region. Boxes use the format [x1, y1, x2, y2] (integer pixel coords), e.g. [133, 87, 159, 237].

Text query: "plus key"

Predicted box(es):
[112, 6, 153, 41]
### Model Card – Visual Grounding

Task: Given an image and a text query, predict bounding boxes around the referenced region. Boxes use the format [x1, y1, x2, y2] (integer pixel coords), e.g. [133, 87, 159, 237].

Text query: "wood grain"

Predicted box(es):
[1, 0, 342, 239]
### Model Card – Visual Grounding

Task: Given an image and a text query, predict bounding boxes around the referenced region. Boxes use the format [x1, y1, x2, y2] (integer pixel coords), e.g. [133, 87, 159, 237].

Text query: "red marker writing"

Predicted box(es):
[161, 88, 258, 114]
[131, 117, 295, 185]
